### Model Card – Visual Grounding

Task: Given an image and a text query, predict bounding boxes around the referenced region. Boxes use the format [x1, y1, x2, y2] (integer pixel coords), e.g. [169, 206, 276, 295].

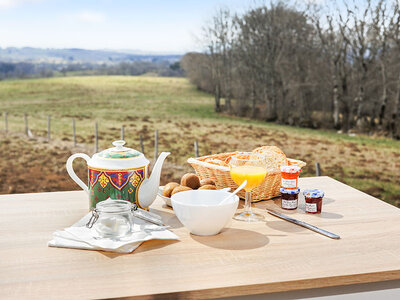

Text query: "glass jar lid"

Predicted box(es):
[303, 189, 324, 198]
[98, 140, 141, 159]
[280, 187, 300, 194]
[95, 199, 133, 213]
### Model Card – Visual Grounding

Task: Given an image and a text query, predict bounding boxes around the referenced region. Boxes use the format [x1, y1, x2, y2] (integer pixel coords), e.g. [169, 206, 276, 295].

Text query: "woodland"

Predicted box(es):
[182, 0, 400, 138]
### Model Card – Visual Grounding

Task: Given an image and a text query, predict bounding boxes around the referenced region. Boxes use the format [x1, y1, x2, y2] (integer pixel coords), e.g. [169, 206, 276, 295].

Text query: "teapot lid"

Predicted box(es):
[98, 140, 141, 159]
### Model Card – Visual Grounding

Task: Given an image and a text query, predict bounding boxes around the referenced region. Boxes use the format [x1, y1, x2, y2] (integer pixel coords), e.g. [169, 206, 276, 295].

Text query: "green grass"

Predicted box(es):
[1, 75, 399, 148]
[0, 76, 217, 142]
[0, 76, 399, 205]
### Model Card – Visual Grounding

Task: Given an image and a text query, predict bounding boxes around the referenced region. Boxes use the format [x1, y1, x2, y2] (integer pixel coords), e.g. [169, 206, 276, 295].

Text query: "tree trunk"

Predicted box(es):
[332, 74, 340, 129]
[270, 95, 278, 122]
[251, 87, 256, 118]
[214, 85, 221, 112]
[225, 95, 232, 113]
[355, 61, 368, 127]
[378, 61, 388, 126]
[355, 87, 365, 123]
[391, 73, 400, 139]
[342, 102, 350, 133]
[341, 70, 350, 132]
[266, 77, 278, 122]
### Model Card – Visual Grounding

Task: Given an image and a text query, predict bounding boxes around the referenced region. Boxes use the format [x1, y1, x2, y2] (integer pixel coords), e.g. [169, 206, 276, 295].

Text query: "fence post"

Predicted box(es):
[194, 140, 199, 157]
[139, 135, 144, 154]
[154, 130, 158, 161]
[4, 112, 8, 133]
[47, 115, 51, 141]
[94, 122, 98, 153]
[24, 113, 28, 136]
[121, 125, 125, 140]
[315, 162, 321, 176]
[72, 118, 76, 147]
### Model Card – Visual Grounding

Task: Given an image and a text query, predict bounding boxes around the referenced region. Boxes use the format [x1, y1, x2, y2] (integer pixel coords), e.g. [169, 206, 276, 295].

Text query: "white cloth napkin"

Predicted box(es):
[48, 212, 179, 253]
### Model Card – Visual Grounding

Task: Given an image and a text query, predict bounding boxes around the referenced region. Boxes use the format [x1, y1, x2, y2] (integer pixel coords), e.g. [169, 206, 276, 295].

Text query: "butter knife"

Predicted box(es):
[132, 205, 168, 227]
[266, 209, 340, 239]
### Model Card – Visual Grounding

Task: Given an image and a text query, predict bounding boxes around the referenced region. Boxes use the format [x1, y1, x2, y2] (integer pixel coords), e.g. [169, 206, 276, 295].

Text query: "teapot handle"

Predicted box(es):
[66, 153, 91, 194]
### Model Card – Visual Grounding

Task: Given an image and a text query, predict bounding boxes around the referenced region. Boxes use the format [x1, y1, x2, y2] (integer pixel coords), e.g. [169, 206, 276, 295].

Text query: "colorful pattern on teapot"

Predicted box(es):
[88, 166, 146, 209]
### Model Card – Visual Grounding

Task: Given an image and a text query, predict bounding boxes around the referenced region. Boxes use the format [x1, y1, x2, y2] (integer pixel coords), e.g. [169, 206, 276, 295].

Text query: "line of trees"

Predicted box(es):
[181, 0, 400, 138]
[0, 60, 183, 80]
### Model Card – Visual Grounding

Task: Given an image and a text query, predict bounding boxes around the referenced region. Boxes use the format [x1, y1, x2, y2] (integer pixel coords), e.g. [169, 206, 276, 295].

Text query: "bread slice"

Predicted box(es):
[251, 146, 288, 171]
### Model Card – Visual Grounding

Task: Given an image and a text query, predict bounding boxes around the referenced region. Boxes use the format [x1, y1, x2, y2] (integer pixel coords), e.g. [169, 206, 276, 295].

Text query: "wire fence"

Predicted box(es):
[1, 111, 322, 176]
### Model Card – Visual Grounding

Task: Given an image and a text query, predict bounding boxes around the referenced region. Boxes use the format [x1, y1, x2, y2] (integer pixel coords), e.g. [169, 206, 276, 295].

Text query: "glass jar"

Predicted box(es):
[303, 189, 324, 214]
[280, 187, 300, 210]
[86, 199, 134, 238]
[280, 166, 301, 189]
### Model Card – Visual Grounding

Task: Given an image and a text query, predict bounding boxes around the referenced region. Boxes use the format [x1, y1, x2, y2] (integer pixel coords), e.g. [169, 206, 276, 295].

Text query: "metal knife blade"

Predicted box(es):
[266, 209, 340, 239]
[132, 206, 167, 227]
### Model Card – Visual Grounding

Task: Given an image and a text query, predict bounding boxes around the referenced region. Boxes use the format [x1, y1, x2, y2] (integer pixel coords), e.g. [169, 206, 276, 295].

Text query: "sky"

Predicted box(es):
[0, 0, 372, 54]
[0, 0, 250, 54]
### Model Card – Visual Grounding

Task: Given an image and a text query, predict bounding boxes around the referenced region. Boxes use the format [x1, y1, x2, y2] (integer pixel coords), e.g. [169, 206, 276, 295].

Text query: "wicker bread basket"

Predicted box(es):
[188, 152, 306, 202]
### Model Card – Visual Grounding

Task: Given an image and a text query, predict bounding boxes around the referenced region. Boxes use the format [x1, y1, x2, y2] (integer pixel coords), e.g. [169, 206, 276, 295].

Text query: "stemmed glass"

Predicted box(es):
[230, 154, 267, 222]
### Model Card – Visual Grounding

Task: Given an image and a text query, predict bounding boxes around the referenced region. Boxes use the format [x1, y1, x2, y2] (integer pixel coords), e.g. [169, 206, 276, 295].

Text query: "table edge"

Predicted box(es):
[113, 270, 400, 300]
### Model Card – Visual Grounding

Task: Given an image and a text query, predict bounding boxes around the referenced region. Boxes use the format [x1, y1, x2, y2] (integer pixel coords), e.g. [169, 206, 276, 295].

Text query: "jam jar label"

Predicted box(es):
[305, 203, 317, 213]
[281, 178, 297, 188]
[282, 199, 297, 209]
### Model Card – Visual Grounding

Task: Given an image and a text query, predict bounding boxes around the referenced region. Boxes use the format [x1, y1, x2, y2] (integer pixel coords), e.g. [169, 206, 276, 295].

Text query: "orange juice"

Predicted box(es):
[230, 166, 267, 191]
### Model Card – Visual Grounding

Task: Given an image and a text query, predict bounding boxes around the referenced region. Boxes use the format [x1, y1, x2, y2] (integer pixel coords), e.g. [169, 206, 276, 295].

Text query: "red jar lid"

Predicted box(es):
[280, 166, 301, 173]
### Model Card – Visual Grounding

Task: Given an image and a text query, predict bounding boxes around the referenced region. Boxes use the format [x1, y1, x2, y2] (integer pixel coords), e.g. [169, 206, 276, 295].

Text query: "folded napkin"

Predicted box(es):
[48, 212, 179, 253]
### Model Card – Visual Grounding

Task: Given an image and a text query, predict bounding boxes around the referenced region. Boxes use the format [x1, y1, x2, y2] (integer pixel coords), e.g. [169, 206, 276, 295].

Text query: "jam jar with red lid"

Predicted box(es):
[280, 166, 301, 189]
[303, 189, 324, 214]
[280, 187, 300, 210]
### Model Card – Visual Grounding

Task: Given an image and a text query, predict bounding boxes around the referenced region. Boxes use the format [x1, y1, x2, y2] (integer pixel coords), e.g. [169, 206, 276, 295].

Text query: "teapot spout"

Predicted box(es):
[138, 152, 170, 208]
[149, 152, 170, 184]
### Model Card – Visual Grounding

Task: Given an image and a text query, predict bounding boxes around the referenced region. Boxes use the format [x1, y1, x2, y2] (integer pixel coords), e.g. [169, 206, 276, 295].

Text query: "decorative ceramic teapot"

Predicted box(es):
[66, 140, 170, 209]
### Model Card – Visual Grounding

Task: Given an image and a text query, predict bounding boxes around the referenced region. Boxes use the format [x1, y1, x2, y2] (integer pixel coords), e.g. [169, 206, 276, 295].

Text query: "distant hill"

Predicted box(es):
[0, 47, 182, 64]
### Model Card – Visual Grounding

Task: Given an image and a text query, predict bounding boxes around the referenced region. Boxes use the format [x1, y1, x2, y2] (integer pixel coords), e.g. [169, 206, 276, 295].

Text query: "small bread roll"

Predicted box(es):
[171, 185, 192, 195]
[198, 184, 217, 190]
[200, 178, 215, 186]
[163, 182, 180, 198]
[180, 173, 201, 189]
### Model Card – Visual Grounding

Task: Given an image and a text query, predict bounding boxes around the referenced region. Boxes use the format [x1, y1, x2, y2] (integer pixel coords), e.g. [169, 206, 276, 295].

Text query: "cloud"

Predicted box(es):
[76, 11, 105, 23]
[0, 0, 42, 10]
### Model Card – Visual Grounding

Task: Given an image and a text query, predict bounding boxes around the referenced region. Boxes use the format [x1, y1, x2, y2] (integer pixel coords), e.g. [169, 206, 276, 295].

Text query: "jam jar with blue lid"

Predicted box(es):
[280, 187, 300, 210]
[303, 189, 324, 214]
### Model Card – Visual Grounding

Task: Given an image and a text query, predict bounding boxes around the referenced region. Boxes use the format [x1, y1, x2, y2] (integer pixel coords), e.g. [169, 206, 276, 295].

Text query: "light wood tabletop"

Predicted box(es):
[1, 176, 400, 299]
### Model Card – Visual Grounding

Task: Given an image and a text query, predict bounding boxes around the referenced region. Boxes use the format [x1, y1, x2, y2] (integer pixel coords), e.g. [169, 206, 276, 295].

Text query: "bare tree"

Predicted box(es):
[370, 0, 392, 127]
[343, 1, 378, 129]
[202, 22, 223, 112]
[314, 13, 350, 130]
[389, 0, 400, 138]
[215, 8, 236, 112]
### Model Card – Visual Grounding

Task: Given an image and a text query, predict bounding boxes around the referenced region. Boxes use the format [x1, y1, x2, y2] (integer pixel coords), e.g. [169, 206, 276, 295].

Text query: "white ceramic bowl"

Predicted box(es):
[171, 190, 239, 236]
[158, 186, 172, 207]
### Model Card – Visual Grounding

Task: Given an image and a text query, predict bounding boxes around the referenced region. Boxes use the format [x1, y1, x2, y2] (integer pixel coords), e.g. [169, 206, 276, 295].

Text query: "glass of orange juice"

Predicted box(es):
[230, 154, 267, 222]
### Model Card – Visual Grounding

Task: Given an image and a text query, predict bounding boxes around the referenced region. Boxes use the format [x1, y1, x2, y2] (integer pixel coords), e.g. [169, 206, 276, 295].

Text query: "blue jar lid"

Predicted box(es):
[280, 187, 300, 194]
[303, 189, 324, 198]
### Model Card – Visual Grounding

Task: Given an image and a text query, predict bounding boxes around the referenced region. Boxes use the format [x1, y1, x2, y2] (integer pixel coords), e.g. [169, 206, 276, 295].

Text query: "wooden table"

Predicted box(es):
[1, 176, 400, 299]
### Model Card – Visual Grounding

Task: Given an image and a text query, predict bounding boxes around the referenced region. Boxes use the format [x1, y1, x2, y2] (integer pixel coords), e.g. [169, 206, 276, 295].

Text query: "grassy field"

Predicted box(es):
[0, 76, 399, 205]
